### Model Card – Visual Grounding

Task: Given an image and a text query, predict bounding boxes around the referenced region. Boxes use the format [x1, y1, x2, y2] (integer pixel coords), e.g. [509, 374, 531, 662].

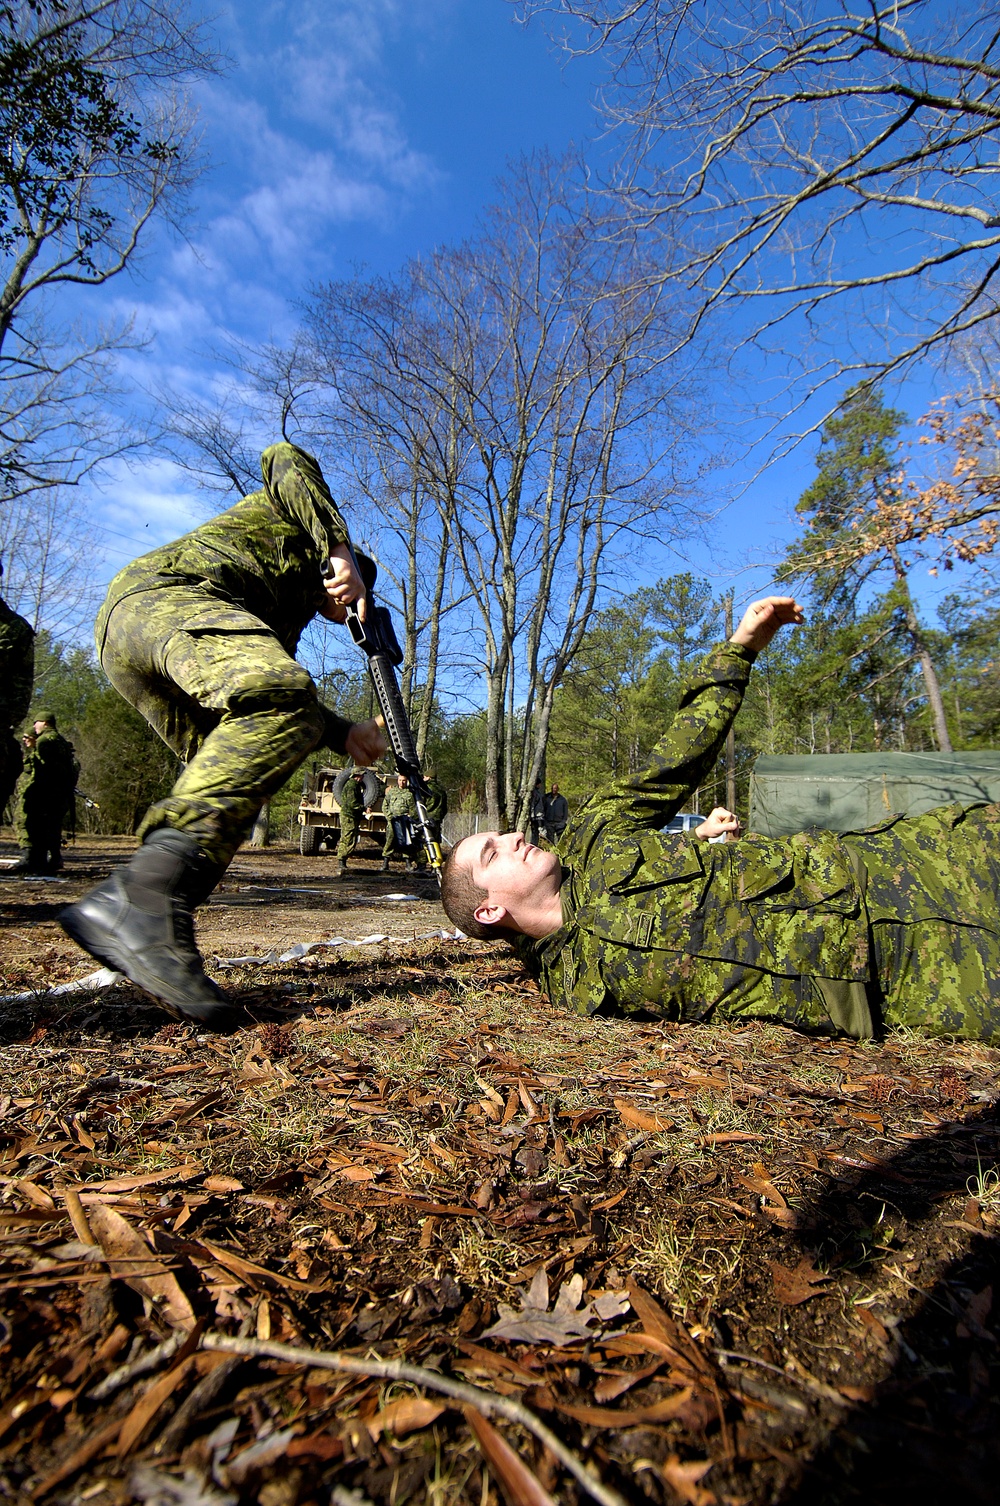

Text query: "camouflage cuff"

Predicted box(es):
[320, 706, 353, 755]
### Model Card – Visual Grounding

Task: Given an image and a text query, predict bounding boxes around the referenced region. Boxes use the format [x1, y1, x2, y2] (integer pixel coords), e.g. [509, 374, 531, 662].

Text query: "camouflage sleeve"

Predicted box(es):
[320, 705, 353, 756]
[568, 641, 755, 842]
[0, 615, 34, 728]
[260, 443, 352, 561]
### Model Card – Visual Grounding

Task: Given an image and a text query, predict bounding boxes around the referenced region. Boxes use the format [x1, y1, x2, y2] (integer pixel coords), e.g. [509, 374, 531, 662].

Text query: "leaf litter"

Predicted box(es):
[0, 839, 999, 1505]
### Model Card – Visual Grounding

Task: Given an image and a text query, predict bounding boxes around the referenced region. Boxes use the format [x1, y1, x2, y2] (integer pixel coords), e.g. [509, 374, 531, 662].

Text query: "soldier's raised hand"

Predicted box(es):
[730, 595, 804, 653]
[323, 543, 367, 623]
[696, 807, 742, 840]
[345, 717, 387, 766]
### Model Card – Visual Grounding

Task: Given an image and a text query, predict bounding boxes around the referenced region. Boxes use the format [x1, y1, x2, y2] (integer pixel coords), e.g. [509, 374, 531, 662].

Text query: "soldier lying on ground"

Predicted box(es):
[441, 595, 1000, 1043]
[60, 443, 387, 1030]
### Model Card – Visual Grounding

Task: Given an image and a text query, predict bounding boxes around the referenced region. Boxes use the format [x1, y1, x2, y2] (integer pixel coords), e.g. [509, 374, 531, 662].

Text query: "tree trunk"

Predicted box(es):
[889, 548, 953, 752]
[249, 801, 270, 847]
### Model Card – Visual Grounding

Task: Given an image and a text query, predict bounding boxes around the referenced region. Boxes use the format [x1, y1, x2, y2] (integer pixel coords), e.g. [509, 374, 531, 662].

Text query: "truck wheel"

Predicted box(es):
[333, 766, 383, 809]
[299, 823, 322, 856]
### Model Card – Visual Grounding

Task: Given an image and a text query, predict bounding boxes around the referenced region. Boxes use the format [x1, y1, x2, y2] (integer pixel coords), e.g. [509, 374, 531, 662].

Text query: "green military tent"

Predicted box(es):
[748, 751, 1000, 837]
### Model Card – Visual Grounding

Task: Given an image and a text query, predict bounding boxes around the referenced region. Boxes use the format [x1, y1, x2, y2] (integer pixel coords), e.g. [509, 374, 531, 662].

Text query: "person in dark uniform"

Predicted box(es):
[543, 783, 568, 843]
[337, 768, 367, 878]
[11, 712, 77, 875]
[0, 559, 34, 822]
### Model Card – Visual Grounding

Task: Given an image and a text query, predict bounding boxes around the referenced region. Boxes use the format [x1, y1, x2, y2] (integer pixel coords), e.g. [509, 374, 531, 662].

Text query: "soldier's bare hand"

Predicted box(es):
[345, 718, 387, 766]
[730, 595, 804, 653]
[695, 807, 742, 841]
[324, 543, 367, 624]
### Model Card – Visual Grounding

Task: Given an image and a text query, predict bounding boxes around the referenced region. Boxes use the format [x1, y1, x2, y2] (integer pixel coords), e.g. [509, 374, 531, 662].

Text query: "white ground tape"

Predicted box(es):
[0, 930, 467, 998]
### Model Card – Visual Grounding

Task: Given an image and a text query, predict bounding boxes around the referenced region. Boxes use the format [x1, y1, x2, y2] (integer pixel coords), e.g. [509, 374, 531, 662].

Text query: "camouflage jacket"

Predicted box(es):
[0, 597, 34, 729]
[99, 443, 351, 659]
[522, 642, 871, 1027]
[339, 776, 366, 817]
[21, 729, 77, 801]
[97, 443, 356, 752]
[383, 785, 416, 821]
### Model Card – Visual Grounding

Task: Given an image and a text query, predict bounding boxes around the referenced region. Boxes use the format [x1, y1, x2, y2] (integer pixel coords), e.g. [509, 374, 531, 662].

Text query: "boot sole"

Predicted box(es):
[59, 903, 242, 1033]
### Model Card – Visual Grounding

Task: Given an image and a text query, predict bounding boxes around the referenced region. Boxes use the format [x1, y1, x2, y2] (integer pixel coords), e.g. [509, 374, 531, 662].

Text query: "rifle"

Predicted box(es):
[323, 549, 443, 882]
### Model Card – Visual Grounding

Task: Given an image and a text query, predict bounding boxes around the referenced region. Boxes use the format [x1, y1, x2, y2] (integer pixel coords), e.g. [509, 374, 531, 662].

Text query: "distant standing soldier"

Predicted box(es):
[529, 778, 546, 845]
[59, 441, 386, 1029]
[543, 783, 568, 844]
[381, 773, 416, 872]
[11, 712, 77, 875]
[337, 767, 367, 878]
[0, 559, 34, 821]
[424, 768, 448, 848]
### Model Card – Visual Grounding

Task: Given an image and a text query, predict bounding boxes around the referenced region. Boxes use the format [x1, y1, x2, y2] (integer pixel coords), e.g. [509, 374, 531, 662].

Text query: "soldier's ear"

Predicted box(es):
[474, 901, 509, 929]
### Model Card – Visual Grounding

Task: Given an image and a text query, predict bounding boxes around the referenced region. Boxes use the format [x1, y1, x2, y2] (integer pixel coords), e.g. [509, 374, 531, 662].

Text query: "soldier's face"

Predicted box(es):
[459, 830, 560, 920]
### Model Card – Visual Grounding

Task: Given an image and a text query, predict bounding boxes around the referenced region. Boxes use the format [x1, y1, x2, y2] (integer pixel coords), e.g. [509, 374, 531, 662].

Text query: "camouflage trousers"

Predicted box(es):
[99, 587, 327, 869]
[844, 801, 1000, 1040]
[337, 813, 360, 860]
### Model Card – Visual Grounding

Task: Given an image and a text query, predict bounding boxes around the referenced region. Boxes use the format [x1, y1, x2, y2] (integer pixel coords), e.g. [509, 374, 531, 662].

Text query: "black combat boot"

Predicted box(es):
[5, 849, 46, 876]
[59, 829, 241, 1031]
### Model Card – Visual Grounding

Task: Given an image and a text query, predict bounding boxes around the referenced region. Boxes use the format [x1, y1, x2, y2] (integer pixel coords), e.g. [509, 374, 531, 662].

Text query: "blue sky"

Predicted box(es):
[89, 1, 604, 580]
[70, 0, 968, 645]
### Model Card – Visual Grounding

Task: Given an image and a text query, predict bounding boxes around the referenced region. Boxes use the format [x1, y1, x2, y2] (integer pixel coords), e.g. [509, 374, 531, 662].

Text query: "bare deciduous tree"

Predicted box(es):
[301, 155, 705, 823]
[523, 1, 1000, 386]
[0, 0, 220, 505]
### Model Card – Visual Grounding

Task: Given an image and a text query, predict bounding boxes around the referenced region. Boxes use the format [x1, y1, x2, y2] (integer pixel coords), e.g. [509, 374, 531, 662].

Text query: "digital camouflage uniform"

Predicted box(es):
[16, 726, 77, 872]
[382, 783, 416, 860]
[94, 443, 357, 871]
[337, 774, 365, 861]
[522, 641, 1000, 1043]
[0, 596, 34, 818]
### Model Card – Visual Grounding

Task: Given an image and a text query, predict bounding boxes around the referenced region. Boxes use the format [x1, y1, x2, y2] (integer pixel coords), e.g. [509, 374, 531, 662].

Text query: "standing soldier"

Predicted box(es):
[336, 767, 366, 878]
[381, 773, 416, 872]
[0, 560, 34, 823]
[529, 778, 546, 846]
[11, 712, 77, 875]
[59, 442, 387, 1029]
[424, 768, 448, 849]
[543, 783, 569, 844]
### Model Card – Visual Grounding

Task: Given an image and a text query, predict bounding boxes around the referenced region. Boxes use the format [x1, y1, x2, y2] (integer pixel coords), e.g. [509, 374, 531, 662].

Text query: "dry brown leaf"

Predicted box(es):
[116, 1357, 195, 1455]
[203, 1175, 244, 1193]
[593, 1360, 663, 1403]
[660, 1454, 716, 1506]
[555, 1387, 694, 1428]
[482, 1269, 628, 1347]
[198, 1238, 326, 1293]
[13, 1178, 55, 1209]
[73, 1164, 202, 1194]
[768, 1256, 833, 1306]
[626, 1281, 713, 1382]
[368, 1395, 446, 1440]
[87, 1205, 195, 1329]
[614, 1099, 675, 1133]
[464, 1405, 556, 1506]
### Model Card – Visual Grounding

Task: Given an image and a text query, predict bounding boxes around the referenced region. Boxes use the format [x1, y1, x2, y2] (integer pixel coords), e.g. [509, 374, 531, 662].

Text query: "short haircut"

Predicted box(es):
[440, 842, 515, 942]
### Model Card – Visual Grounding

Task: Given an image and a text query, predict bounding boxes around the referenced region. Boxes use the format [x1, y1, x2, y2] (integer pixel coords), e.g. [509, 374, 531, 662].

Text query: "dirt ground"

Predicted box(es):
[1, 836, 998, 1506]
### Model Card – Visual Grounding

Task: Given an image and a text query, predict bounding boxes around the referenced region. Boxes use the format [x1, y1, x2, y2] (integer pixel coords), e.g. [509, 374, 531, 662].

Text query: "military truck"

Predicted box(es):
[297, 766, 386, 856]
